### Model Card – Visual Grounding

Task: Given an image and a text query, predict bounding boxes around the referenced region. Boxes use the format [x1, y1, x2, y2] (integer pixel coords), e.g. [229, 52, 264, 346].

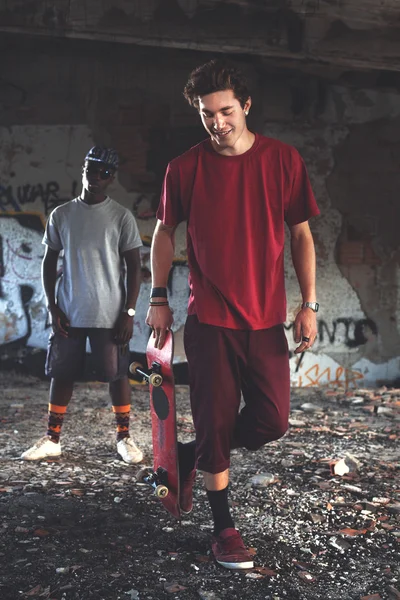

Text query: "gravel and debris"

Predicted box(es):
[0, 371, 399, 600]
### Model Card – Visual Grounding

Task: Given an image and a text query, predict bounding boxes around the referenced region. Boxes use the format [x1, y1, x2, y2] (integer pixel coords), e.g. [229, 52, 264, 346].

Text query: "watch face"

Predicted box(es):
[305, 302, 319, 312]
[127, 308, 135, 317]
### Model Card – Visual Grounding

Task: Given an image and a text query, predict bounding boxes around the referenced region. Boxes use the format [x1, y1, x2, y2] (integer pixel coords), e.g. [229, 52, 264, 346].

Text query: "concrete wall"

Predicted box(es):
[1, 36, 399, 386]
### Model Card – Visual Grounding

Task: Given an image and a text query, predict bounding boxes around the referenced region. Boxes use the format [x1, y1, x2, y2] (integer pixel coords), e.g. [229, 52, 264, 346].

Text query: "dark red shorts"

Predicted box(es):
[184, 315, 290, 474]
[45, 328, 129, 382]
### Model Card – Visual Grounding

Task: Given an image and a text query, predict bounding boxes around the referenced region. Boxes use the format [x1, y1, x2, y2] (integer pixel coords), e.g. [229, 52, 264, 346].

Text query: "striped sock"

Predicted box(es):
[112, 404, 131, 442]
[46, 403, 67, 442]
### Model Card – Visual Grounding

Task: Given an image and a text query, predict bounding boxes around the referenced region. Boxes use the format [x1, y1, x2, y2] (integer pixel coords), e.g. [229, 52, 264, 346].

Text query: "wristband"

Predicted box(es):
[150, 287, 168, 299]
[149, 301, 169, 307]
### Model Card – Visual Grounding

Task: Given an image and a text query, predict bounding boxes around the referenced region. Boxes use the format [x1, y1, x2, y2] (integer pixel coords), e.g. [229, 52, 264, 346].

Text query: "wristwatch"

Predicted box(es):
[124, 307, 136, 317]
[302, 302, 319, 313]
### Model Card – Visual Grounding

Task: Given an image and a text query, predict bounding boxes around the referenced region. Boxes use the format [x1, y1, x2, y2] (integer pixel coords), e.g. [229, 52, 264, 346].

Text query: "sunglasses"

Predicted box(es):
[84, 164, 113, 180]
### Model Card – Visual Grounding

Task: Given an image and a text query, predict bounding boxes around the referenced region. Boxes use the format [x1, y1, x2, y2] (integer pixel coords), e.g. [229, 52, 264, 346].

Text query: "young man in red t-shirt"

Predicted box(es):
[146, 59, 320, 570]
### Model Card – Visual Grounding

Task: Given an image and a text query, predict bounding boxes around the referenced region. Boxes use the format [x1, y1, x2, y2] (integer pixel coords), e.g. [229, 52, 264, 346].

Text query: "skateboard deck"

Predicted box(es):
[131, 331, 181, 519]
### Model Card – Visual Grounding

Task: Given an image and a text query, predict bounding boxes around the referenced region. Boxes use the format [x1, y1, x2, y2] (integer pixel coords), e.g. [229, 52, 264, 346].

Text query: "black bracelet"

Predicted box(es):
[149, 301, 169, 307]
[150, 287, 168, 299]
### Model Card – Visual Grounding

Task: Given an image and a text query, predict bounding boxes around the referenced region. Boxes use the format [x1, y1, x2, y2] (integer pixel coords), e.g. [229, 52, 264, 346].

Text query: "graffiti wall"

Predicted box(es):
[0, 125, 189, 362]
[1, 121, 399, 387]
[0, 213, 48, 349]
[270, 121, 400, 388]
[0, 212, 189, 362]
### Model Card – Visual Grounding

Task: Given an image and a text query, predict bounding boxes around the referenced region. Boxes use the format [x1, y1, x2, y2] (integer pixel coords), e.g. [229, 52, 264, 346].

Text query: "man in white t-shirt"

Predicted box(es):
[21, 147, 144, 464]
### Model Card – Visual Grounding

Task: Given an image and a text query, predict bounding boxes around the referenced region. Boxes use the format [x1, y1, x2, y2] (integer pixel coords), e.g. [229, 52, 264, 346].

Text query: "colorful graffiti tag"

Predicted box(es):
[296, 363, 364, 388]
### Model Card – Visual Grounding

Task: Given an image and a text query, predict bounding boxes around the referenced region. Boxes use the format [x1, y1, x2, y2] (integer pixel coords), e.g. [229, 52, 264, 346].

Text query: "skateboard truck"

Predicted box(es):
[129, 361, 163, 387]
[136, 466, 169, 498]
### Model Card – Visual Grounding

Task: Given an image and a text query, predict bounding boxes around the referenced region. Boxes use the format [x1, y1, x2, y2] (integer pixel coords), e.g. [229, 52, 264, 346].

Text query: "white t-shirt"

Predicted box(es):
[43, 196, 142, 328]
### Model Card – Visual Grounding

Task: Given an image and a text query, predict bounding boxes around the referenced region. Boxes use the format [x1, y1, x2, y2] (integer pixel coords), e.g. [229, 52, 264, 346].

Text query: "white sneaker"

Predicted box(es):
[21, 436, 62, 460]
[117, 437, 143, 464]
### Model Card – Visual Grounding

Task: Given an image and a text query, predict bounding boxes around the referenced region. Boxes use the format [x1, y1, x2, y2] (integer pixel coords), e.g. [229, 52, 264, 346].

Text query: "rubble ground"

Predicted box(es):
[0, 371, 399, 600]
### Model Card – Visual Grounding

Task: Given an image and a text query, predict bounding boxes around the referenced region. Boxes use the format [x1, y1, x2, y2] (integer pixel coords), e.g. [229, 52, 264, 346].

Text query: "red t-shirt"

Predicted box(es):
[157, 133, 320, 330]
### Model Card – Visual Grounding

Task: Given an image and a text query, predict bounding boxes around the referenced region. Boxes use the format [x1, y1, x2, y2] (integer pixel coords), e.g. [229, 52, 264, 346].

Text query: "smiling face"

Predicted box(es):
[198, 89, 252, 156]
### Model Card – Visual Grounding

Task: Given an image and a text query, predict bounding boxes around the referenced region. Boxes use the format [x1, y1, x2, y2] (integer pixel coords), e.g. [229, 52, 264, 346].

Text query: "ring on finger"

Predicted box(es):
[302, 336, 310, 343]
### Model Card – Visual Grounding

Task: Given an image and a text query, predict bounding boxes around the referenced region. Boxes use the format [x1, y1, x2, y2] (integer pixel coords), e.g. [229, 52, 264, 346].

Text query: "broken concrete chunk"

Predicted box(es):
[331, 453, 361, 476]
[300, 403, 324, 413]
[341, 484, 364, 496]
[376, 406, 395, 417]
[331, 459, 350, 476]
[298, 571, 316, 583]
[329, 537, 351, 552]
[250, 473, 277, 487]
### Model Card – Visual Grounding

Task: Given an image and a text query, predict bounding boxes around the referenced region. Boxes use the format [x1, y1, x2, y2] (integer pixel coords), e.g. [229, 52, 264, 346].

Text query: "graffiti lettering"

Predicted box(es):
[318, 318, 378, 347]
[0, 181, 78, 215]
[298, 364, 364, 388]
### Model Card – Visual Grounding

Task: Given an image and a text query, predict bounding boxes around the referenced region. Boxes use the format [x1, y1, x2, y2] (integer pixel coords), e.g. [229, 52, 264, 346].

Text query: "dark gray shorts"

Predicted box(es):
[45, 328, 130, 382]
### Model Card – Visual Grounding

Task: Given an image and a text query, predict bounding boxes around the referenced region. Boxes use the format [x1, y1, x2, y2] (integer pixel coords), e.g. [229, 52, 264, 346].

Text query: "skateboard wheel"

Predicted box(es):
[155, 485, 169, 498]
[136, 467, 153, 483]
[129, 361, 143, 376]
[149, 373, 163, 387]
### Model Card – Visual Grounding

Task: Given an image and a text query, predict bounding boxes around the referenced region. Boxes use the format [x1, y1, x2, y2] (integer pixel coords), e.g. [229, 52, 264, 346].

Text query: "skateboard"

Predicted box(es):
[129, 330, 182, 519]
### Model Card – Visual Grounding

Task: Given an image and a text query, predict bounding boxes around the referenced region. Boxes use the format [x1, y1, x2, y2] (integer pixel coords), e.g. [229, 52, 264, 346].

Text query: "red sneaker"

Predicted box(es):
[179, 468, 196, 514]
[212, 528, 254, 570]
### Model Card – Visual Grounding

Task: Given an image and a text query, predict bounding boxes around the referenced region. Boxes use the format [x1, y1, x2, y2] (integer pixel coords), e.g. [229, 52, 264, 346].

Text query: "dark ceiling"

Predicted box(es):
[1, 0, 400, 76]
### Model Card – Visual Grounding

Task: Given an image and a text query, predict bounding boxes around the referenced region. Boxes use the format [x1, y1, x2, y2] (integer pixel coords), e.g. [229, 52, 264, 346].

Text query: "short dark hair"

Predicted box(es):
[183, 59, 250, 109]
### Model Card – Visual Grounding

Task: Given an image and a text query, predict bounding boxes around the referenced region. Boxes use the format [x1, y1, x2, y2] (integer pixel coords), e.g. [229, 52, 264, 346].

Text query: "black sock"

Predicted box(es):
[207, 486, 235, 536]
[178, 440, 196, 480]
